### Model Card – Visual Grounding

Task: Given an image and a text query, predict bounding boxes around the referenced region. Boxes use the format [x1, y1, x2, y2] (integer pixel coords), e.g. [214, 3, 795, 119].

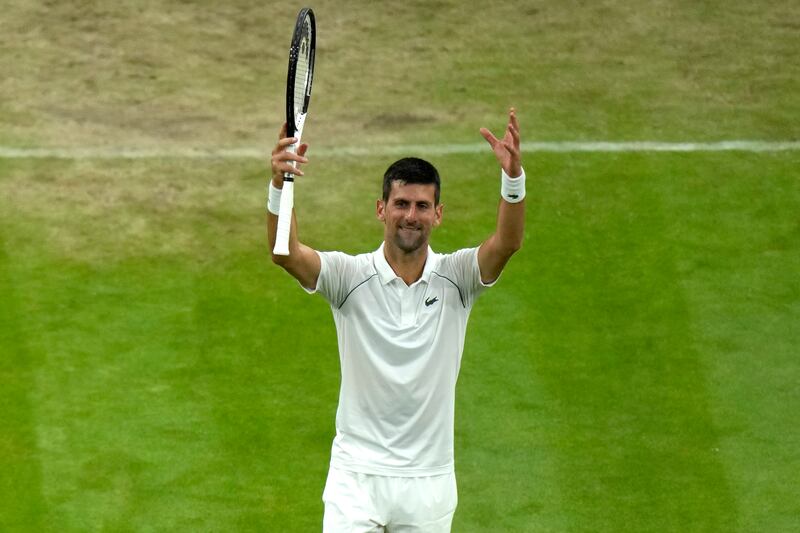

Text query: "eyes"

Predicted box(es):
[393, 199, 431, 211]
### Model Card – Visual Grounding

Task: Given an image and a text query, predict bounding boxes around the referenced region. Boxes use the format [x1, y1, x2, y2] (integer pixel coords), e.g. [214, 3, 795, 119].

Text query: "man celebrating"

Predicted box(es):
[267, 108, 525, 532]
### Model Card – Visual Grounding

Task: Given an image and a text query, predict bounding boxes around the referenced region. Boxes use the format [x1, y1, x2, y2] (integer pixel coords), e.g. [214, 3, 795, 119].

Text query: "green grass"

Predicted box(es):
[452, 151, 799, 532]
[2, 1, 799, 531]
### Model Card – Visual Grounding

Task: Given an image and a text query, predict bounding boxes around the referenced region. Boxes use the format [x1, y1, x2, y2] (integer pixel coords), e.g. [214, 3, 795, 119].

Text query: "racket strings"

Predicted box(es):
[293, 17, 313, 126]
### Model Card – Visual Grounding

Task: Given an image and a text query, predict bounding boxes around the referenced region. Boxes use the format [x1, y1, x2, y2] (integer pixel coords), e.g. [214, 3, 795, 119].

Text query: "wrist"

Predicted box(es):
[501, 167, 526, 203]
[505, 165, 523, 179]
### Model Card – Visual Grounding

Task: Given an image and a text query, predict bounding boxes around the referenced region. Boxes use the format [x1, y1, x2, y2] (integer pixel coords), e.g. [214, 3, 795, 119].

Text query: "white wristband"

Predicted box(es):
[267, 181, 282, 215]
[501, 167, 526, 203]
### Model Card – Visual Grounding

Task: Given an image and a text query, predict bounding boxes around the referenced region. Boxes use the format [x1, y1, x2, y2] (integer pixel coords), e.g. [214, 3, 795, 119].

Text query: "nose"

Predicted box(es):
[405, 205, 418, 223]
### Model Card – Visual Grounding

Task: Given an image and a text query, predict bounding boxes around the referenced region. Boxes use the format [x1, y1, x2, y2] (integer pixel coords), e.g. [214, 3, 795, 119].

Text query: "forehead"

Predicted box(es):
[386, 181, 437, 203]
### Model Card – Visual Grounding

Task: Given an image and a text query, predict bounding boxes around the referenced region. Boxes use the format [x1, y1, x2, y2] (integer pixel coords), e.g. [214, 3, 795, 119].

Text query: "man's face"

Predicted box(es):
[377, 181, 442, 254]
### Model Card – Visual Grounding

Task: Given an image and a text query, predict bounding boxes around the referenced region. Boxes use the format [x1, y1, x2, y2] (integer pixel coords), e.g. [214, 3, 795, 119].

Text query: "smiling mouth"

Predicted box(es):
[394, 225, 426, 252]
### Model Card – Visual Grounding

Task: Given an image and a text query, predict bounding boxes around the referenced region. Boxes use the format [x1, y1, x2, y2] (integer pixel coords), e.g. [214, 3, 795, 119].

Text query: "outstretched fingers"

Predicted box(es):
[509, 107, 520, 134]
[503, 128, 520, 156]
[480, 127, 499, 148]
[505, 109, 521, 149]
[481, 109, 523, 178]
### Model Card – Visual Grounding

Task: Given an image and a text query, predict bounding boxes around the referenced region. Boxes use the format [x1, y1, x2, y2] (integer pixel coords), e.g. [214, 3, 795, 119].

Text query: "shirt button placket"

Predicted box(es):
[400, 285, 413, 327]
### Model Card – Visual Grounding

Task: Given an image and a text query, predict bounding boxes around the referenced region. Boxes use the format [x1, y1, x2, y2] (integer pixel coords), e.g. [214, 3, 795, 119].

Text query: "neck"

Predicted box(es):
[383, 242, 428, 285]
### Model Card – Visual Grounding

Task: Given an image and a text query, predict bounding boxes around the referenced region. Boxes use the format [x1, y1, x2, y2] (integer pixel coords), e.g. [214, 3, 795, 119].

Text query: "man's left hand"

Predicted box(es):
[479, 107, 522, 177]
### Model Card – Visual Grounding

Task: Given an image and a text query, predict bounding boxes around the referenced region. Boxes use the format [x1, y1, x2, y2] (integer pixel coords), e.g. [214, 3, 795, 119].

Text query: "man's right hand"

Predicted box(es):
[271, 122, 309, 188]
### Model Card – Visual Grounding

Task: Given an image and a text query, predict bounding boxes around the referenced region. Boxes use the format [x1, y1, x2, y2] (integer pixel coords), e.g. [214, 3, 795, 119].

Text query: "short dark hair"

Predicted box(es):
[382, 157, 440, 205]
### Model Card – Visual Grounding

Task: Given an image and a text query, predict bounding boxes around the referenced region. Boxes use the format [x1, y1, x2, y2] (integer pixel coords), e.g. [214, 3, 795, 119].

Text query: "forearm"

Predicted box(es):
[266, 182, 321, 288]
[266, 179, 303, 266]
[267, 208, 301, 264]
[477, 168, 526, 283]
[493, 196, 525, 253]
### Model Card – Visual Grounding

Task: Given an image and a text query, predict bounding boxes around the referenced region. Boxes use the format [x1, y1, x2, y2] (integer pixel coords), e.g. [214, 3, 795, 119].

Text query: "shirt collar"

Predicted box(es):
[374, 242, 437, 286]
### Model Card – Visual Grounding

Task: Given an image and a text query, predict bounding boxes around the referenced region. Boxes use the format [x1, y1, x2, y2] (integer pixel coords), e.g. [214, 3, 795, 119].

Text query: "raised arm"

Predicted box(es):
[476, 108, 526, 284]
[267, 123, 321, 290]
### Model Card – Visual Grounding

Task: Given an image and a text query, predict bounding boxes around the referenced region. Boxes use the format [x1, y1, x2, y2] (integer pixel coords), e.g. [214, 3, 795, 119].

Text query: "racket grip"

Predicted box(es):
[273, 180, 294, 256]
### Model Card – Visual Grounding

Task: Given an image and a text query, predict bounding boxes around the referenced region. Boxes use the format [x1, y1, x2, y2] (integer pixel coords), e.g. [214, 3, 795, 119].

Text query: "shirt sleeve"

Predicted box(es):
[303, 251, 361, 308]
[440, 247, 497, 309]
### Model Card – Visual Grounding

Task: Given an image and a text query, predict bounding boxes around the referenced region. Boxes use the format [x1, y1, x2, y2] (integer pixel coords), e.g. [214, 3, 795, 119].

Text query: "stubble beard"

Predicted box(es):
[394, 225, 427, 254]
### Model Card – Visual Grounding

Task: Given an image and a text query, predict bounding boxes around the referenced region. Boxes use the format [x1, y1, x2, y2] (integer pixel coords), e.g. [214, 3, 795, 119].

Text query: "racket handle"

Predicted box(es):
[273, 179, 294, 256]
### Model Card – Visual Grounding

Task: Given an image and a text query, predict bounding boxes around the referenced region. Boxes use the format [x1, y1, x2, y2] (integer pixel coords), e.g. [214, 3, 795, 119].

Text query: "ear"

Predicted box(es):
[376, 199, 386, 222]
[433, 203, 443, 227]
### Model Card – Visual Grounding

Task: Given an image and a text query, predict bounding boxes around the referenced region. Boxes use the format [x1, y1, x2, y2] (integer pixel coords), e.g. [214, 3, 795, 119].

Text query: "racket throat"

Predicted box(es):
[293, 112, 307, 140]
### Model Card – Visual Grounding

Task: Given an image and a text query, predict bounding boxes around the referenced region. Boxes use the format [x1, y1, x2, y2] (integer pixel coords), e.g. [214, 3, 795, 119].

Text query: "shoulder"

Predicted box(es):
[313, 249, 379, 307]
[318, 249, 373, 267]
[317, 249, 377, 284]
[430, 246, 491, 306]
[432, 247, 479, 275]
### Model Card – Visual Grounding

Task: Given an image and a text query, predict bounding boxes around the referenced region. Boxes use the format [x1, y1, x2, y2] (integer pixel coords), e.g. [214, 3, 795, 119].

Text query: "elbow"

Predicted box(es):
[504, 236, 523, 255]
[271, 251, 290, 267]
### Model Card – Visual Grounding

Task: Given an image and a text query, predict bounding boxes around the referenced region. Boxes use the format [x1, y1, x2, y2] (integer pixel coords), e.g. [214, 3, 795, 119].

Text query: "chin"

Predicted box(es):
[394, 233, 427, 254]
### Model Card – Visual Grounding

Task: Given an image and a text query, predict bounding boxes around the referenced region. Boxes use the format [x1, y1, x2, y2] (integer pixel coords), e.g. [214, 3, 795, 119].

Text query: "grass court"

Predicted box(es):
[1, 1, 798, 531]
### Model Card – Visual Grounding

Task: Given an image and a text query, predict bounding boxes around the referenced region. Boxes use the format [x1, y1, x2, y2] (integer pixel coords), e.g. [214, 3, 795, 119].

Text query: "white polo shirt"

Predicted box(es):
[307, 243, 493, 477]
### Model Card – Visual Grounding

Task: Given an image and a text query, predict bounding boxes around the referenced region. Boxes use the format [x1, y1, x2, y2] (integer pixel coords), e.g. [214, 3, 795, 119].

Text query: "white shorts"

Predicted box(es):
[322, 466, 458, 532]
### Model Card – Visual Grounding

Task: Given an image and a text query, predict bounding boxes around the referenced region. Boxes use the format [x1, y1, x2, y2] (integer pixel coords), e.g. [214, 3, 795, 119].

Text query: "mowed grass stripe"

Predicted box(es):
[524, 153, 738, 531]
[0, 233, 46, 531]
[660, 152, 800, 531]
[189, 255, 337, 530]
[1, 140, 800, 160]
[449, 152, 744, 531]
[6, 256, 254, 529]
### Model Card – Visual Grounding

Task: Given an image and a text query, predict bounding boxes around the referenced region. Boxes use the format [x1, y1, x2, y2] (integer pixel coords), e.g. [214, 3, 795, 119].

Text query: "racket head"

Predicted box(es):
[285, 8, 316, 139]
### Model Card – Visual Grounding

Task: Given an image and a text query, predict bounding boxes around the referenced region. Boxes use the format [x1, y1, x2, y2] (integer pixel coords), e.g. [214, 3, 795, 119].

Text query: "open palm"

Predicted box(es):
[479, 108, 522, 178]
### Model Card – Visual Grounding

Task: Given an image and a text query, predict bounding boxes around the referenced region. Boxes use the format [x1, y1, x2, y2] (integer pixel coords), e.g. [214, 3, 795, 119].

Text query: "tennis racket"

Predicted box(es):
[274, 7, 316, 256]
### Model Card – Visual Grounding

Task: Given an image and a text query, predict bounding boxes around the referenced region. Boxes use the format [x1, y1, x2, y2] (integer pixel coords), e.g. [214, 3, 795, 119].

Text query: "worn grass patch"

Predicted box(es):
[1, 1, 798, 149]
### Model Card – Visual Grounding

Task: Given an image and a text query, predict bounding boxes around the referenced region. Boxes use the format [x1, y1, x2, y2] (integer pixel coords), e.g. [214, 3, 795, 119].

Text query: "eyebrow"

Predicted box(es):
[393, 196, 431, 203]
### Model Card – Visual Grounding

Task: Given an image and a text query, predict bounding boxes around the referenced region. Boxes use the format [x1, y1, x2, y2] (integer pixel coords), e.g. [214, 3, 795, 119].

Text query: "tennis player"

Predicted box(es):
[267, 108, 526, 532]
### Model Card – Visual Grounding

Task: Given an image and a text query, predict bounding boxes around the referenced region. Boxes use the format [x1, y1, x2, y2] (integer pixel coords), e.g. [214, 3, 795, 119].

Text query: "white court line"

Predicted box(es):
[0, 141, 799, 159]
